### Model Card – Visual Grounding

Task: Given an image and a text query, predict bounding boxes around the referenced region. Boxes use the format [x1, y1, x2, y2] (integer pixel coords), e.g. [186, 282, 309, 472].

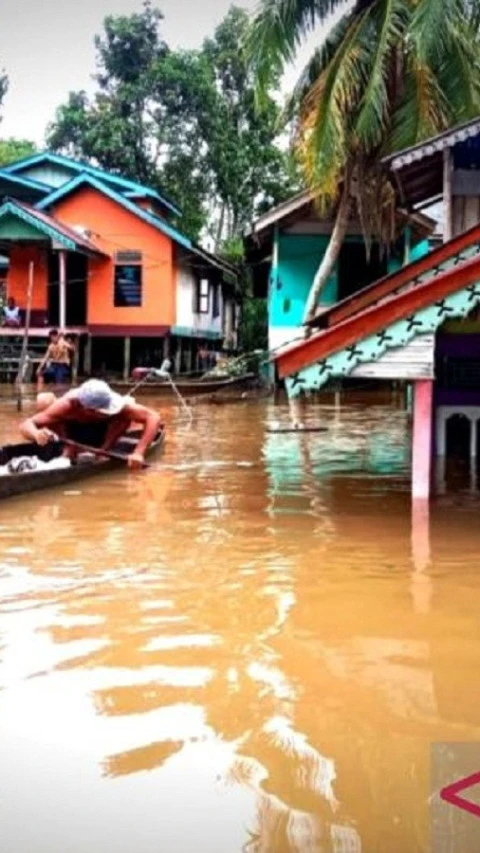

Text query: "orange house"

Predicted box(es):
[0, 152, 239, 378]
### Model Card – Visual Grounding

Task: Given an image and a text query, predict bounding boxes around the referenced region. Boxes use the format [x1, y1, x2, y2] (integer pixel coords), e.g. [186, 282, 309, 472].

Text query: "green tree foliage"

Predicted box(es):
[248, 0, 480, 323]
[46, 2, 297, 245]
[0, 69, 7, 116]
[0, 73, 36, 170]
[0, 138, 36, 167]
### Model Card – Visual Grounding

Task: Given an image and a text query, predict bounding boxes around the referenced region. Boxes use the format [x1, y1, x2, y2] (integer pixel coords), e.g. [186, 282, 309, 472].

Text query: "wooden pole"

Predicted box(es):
[411, 379, 433, 500]
[123, 336, 131, 381]
[84, 335, 92, 376]
[16, 260, 34, 412]
[443, 147, 453, 243]
[59, 249, 67, 330]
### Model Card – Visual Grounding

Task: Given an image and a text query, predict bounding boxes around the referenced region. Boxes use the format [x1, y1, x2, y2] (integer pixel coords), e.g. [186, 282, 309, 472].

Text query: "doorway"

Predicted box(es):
[48, 252, 87, 327]
[337, 241, 388, 302]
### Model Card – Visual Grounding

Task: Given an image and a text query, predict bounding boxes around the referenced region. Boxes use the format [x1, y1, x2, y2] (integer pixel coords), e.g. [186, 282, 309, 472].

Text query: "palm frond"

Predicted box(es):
[283, 12, 353, 121]
[354, 0, 410, 149]
[246, 0, 351, 95]
[385, 64, 445, 152]
[409, 0, 466, 65]
[299, 6, 372, 204]
[435, 19, 480, 121]
[467, 0, 480, 33]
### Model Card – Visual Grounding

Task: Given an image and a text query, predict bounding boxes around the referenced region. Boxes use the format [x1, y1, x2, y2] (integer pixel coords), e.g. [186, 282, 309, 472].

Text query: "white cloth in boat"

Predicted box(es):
[0, 456, 72, 476]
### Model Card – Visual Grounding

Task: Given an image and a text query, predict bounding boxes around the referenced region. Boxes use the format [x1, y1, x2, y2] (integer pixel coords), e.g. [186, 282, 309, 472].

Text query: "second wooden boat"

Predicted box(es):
[112, 372, 256, 396]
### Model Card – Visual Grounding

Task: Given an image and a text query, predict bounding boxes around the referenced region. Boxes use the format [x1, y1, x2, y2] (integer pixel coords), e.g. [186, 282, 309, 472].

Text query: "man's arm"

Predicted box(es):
[122, 403, 162, 466]
[37, 343, 53, 373]
[20, 398, 71, 445]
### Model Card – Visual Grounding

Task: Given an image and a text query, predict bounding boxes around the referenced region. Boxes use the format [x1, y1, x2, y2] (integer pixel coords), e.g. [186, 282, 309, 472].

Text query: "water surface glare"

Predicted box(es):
[0, 392, 479, 853]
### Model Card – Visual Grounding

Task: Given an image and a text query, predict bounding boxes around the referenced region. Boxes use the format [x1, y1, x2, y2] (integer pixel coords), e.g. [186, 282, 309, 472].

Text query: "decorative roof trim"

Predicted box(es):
[275, 252, 480, 378]
[0, 200, 77, 249]
[384, 118, 480, 172]
[285, 281, 480, 396]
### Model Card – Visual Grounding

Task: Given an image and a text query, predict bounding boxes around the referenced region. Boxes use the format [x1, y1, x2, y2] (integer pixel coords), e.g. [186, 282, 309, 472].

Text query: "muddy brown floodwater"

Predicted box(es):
[0, 391, 479, 853]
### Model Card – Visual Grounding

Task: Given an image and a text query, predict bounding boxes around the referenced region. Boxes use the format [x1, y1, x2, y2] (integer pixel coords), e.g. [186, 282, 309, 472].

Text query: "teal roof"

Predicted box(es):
[3, 151, 181, 217]
[0, 198, 107, 254]
[0, 169, 51, 204]
[36, 173, 192, 250]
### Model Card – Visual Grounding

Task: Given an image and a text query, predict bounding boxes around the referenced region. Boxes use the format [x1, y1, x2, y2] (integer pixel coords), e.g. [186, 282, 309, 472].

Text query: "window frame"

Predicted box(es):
[194, 278, 210, 315]
[113, 252, 143, 308]
[212, 282, 221, 319]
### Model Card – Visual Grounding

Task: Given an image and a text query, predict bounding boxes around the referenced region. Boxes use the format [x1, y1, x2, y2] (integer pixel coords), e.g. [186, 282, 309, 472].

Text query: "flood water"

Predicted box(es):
[0, 390, 479, 853]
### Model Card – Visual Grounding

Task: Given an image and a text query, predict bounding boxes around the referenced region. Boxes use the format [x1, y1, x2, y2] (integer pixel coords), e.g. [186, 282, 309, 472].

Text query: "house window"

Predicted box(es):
[114, 251, 142, 307]
[212, 283, 220, 318]
[195, 278, 209, 314]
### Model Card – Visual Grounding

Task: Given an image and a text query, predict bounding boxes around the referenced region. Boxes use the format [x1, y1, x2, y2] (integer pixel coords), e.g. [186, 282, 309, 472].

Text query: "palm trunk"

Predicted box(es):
[303, 174, 352, 326]
[215, 203, 225, 251]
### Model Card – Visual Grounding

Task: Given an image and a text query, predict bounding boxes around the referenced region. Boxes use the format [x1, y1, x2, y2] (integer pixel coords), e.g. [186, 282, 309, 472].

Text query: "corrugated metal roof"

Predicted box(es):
[384, 117, 480, 171]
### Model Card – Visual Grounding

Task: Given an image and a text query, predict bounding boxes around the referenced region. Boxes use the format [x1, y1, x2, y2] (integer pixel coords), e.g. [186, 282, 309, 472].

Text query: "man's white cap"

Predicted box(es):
[71, 379, 132, 415]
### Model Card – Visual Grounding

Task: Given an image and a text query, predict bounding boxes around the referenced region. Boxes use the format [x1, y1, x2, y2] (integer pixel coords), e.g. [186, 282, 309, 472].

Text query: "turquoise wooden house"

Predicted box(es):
[244, 189, 434, 356]
[273, 117, 480, 503]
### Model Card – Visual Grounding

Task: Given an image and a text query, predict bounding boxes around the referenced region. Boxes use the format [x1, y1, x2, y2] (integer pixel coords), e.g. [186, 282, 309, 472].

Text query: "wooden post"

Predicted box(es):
[16, 261, 34, 412]
[185, 338, 193, 373]
[84, 335, 92, 376]
[412, 379, 433, 501]
[59, 249, 67, 330]
[72, 341, 79, 383]
[410, 499, 432, 613]
[175, 338, 182, 374]
[123, 336, 131, 381]
[443, 147, 453, 242]
[405, 382, 413, 413]
[403, 225, 411, 265]
[162, 335, 170, 362]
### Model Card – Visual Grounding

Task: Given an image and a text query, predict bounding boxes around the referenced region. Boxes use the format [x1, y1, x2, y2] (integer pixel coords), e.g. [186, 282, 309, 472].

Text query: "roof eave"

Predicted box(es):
[382, 116, 480, 172]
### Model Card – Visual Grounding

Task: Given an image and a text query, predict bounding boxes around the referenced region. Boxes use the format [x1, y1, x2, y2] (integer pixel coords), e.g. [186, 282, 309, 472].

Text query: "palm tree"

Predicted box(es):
[248, 0, 480, 325]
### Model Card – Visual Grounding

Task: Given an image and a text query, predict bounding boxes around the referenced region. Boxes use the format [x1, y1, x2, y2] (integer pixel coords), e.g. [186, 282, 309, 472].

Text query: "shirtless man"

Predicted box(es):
[37, 329, 75, 388]
[21, 378, 162, 469]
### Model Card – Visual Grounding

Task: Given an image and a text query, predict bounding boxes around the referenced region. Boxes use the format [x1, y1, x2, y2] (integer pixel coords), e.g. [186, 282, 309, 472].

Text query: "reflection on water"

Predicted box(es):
[0, 391, 480, 852]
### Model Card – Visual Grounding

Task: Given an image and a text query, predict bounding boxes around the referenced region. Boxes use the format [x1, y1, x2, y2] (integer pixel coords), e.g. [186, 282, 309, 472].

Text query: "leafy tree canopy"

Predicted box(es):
[248, 0, 480, 322]
[0, 137, 36, 167]
[47, 2, 298, 244]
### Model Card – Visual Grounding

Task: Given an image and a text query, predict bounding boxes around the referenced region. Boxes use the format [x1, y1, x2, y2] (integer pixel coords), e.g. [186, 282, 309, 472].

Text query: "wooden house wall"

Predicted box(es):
[453, 195, 480, 236]
[351, 335, 435, 380]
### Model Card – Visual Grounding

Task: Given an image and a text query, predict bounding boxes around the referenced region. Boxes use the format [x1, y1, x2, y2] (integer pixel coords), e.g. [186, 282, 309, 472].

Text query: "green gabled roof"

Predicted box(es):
[0, 198, 107, 254]
[3, 151, 181, 217]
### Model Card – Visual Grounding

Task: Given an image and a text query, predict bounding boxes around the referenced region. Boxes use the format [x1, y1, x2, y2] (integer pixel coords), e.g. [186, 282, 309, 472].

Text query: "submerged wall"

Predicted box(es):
[268, 233, 430, 353]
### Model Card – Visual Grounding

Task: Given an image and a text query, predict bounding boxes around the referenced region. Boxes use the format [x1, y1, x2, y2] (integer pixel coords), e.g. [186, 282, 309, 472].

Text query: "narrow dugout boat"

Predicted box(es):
[112, 372, 256, 396]
[0, 427, 165, 501]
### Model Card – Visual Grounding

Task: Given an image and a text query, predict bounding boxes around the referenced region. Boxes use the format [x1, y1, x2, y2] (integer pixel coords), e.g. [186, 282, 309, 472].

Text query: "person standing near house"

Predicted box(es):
[36, 329, 75, 388]
[2, 297, 21, 327]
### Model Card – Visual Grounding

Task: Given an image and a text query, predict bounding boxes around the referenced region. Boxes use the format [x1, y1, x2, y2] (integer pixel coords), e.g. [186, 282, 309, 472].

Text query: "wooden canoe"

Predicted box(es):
[112, 372, 256, 396]
[0, 427, 165, 501]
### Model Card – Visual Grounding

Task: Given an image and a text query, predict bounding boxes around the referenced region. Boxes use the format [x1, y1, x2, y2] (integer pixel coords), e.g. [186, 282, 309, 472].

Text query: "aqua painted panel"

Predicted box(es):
[0, 214, 44, 240]
[21, 164, 74, 189]
[410, 239, 430, 263]
[285, 278, 480, 396]
[270, 234, 337, 328]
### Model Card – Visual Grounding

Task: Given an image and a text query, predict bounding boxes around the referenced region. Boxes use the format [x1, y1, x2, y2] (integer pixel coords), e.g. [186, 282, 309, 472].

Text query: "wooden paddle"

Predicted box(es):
[266, 426, 328, 434]
[60, 437, 150, 468]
